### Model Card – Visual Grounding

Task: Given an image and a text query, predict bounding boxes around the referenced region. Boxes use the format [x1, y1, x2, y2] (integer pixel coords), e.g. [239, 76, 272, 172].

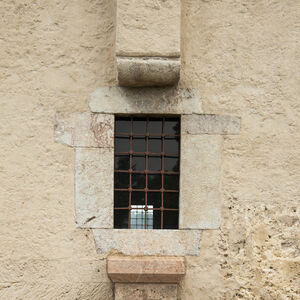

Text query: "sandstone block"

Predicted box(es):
[92, 229, 201, 256]
[117, 57, 180, 87]
[107, 256, 185, 283]
[89, 86, 202, 114]
[182, 114, 241, 135]
[75, 148, 113, 228]
[180, 135, 222, 229]
[115, 283, 177, 300]
[55, 112, 114, 147]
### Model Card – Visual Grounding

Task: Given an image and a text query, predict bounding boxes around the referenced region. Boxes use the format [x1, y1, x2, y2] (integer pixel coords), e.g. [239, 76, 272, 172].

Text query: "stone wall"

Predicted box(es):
[0, 0, 299, 299]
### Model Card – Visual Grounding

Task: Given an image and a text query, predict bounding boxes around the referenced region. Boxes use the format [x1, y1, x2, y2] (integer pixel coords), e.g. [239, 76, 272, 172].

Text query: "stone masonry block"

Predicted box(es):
[107, 256, 185, 283]
[117, 57, 180, 87]
[182, 114, 241, 135]
[55, 112, 114, 147]
[180, 135, 222, 229]
[116, 0, 180, 57]
[75, 148, 113, 228]
[92, 229, 201, 256]
[89, 86, 202, 114]
[115, 283, 177, 300]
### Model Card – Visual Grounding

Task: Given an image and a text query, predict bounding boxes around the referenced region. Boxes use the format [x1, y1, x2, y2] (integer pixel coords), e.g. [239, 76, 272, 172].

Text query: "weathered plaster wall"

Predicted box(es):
[0, 0, 299, 299]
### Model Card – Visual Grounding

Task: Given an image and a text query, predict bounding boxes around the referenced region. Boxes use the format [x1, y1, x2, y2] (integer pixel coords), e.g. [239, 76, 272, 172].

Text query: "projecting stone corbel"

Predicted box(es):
[116, 0, 181, 87]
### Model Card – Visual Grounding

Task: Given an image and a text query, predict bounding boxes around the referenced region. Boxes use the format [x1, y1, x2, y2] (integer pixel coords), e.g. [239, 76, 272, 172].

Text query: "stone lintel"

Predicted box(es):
[92, 229, 201, 256]
[107, 256, 185, 283]
[55, 112, 114, 147]
[114, 283, 177, 300]
[75, 148, 113, 228]
[89, 87, 202, 114]
[117, 57, 180, 87]
[182, 114, 241, 135]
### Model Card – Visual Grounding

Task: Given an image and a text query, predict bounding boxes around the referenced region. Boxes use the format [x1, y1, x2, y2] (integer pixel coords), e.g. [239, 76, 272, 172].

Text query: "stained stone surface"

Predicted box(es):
[116, 0, 180, 57]
[75, 148, 113, 228]
[117, 57, 180, 87]
[89, 86, 202, 114]
[55, 112, 114, 148]
[182, 114, 241, 135]
[92, 229, 201, 256]
[180, 135, 222, 229]
[107, 256, 185, 283]
[114, 283, 177, 300]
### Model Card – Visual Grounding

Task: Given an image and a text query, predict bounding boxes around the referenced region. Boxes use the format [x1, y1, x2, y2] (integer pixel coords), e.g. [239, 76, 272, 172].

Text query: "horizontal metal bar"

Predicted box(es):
[114, 207, 179, 211]
[115, 188, 179, 193]
[115, 151, 179, 157]
[115, 133, 180, 138]
[114, 170, 179, 175]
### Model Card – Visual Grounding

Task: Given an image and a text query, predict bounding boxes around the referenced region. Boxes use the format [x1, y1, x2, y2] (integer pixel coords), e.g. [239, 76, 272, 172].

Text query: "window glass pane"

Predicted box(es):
[115, 118, 130, 134]
[165, 118, 180, 135]
[115, 137, 130, 152]
[164, 138, 179, 155]
[153, 210, 161, 229]
[131, 205, 145, 229]
[114, 210, 129, 228]
[148, 156, 161, 171]
[148, 174, 162, 189]
[148, 192, 161, 208]
[164, 157, 179, 172]
[132, 174, 146, 188]
[132, 118, 147, 134]
[115, 155, 130, 170]
[164, 192, 179, 209]
[164, 174, 179, 190]
[148, 138, 161, 153]
[114, 172, 129, 188]
[149, 118, 162, 135]
[132, 137, 146, 152]
[132, 192, 145, 206]
[114, 191, 129, 207]
[132, 155, 145, 171]
[146, 208, 154, 229]
[163, 211, 178, 229]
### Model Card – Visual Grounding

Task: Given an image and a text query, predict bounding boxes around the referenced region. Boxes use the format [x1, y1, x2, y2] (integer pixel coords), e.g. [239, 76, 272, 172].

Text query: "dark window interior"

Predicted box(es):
[114, 116, 180, 229]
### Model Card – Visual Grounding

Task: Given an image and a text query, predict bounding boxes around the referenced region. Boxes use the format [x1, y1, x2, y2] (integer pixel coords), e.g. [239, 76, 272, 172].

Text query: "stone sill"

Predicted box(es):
[107, 256, 185, 283]
[93, 229, 201, 256]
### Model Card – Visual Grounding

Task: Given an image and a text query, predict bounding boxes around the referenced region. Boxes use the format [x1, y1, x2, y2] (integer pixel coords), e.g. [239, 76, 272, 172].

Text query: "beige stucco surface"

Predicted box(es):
[0, 0, 299, 299]
[116, 0, 180, 57]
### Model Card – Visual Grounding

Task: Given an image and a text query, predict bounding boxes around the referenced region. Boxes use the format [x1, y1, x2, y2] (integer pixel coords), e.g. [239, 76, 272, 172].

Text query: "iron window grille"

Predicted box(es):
[114, 116, 180, 229]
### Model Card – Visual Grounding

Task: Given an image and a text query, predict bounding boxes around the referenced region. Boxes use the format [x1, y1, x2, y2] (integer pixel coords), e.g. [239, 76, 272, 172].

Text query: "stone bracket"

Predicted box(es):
[107, 256, 185, 283]
[117, 57, 180, 87]
[116, 0, 181, 86]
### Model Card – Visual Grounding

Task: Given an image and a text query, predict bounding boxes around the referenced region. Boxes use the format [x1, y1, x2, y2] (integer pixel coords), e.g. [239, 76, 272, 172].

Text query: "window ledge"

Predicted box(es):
[93, 229, 201, 256]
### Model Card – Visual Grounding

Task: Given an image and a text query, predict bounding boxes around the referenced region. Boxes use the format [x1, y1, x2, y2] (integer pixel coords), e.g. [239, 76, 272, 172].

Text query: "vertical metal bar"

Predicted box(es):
[145, 117, 149, 229]
[161, 117, 165, 229]
[128, 117, 133, 229]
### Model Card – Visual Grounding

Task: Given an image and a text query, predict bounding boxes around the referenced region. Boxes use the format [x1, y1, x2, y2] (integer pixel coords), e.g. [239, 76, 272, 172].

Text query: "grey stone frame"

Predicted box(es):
[55, 87, 240, 256]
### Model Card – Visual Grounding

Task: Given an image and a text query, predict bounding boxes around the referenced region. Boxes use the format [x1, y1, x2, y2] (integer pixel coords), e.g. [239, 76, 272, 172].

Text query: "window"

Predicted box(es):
[114, 116, 180, 229]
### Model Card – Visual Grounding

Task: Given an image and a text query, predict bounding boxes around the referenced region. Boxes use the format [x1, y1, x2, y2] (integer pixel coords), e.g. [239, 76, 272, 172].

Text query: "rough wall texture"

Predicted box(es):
[0, 1, 299, 300]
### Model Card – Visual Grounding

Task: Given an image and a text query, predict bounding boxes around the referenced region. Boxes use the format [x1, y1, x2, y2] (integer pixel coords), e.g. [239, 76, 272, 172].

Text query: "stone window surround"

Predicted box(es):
[55, 86, 241, 256]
